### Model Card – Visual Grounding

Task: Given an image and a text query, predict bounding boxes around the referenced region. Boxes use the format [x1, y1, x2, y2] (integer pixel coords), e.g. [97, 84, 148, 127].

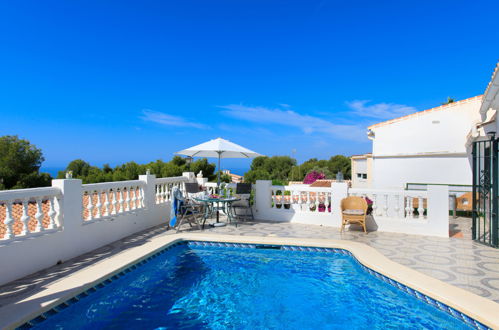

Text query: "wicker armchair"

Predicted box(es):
[340, 196, 368, 233]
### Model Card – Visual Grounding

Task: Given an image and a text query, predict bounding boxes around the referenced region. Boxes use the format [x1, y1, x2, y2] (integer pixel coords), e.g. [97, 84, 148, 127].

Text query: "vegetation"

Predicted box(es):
[442, 97, 455, 105]
[244, 155, 351, 184]
[0, 136, 52, 189]
[0, 135, 353, 189]
[57, 156, 216, 184]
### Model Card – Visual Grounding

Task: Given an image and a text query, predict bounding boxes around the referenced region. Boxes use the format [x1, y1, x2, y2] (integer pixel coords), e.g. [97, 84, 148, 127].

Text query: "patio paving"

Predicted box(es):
[1, 216, 498, 315]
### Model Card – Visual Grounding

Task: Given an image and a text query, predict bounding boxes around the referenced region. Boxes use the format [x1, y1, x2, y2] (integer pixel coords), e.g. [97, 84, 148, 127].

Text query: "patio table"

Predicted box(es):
[193, 196, 240, 228]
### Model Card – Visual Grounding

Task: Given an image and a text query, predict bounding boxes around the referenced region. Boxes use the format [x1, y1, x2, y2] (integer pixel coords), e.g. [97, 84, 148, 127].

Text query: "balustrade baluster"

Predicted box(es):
[103, 190, 110, 216]
[394, 195, 400, 217]
[35, 198, 43, 231]
[4, 202, 14, 239]
[125, 188, 131, 211]
[405, 197, 413, 218]
[47, 196, 57, 229]
[307, 192, 311, 212]
[383, 194, 389, 217]
[315, 192, 319, 213]
[165, 184, 168, 201]
[372, 194, 378, 216]
[404, 196, 410, 218]
[139, 187, 145, 208]
[112, 190, 118, 214]
[155, 185, 160, 203]
[418, 197, 424, 219]
[170, 184, 175, 200]
[95, 191, 102, 218]
[20, 199, 30, 235]
[87, 191, 94, 220]
[131, 187, 137, 209]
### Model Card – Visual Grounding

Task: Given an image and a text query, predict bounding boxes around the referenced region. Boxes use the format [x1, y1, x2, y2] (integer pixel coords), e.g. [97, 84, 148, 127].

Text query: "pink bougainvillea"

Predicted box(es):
[303, 171, 326, 184]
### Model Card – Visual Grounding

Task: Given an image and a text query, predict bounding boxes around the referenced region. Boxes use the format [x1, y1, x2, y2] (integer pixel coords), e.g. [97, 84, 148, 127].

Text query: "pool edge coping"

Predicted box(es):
[1, 232, 498, 329]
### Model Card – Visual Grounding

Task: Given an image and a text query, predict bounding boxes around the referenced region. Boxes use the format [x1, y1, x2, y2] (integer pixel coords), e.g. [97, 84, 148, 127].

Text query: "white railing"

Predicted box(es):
[0, 187, 62, 240]
[253, 180, 449, 237]
[202, 182, 239, 196]
[349, 188, 428, 220]
[270, 185, 332, 214]
[0, 172, 200, 286]
[204, 182, 218, 194]
[82, 180, 145, 222]
[155, 176, 188, 204]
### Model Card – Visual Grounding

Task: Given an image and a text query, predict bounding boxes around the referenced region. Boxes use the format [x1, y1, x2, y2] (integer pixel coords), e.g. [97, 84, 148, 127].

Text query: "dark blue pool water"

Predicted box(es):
[29, 242, 472, 329]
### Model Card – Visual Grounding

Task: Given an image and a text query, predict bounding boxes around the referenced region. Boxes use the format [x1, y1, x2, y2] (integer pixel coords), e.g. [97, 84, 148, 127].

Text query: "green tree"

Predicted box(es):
[57, 159, 92, 178]
[328, 155, 351, 179]
[0, 135, 52, 189]
[189, 158, 216, 180]
[244, 168, 272, 183]
[245, 156, 296, 183]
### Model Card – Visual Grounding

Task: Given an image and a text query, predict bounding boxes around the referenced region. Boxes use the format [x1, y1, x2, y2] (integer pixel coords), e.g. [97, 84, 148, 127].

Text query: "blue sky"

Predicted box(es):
[1, 0, 498, 173]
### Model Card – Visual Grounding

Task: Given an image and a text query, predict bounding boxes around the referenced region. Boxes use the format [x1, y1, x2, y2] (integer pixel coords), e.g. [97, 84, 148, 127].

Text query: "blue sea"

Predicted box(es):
[41, 166, 249, 178]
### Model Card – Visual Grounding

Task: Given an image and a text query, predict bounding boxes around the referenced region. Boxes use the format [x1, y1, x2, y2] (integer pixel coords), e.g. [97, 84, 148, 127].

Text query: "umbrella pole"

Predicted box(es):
[217, 152, 221, 192]
[217, 152, 221, 223]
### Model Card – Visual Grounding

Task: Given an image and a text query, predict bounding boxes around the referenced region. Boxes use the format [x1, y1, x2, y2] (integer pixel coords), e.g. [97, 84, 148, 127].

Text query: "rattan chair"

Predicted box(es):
[340, 196, 368, 233]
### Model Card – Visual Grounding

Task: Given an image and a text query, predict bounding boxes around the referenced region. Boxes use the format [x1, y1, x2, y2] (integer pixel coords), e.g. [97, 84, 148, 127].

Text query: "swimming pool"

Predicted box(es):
[20, 241, 484, 329]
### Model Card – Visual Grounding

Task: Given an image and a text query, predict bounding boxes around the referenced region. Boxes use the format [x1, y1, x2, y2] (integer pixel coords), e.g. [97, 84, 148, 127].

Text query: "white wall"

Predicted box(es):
[373, 156, 472, 189]
[370, 97, 481, 189]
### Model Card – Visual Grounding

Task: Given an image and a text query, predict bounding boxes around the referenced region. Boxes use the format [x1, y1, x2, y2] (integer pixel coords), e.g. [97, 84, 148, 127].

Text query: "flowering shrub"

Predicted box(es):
[365, 197, 373, 215]
[303, 171, 326, 184]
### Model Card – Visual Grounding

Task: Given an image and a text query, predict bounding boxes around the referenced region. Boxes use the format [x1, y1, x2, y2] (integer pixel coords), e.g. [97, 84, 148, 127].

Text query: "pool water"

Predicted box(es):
[28, 242, 472, 329]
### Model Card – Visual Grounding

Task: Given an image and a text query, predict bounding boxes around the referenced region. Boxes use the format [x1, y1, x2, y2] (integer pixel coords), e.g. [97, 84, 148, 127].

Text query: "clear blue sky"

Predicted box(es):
[1, 0, 498, 173]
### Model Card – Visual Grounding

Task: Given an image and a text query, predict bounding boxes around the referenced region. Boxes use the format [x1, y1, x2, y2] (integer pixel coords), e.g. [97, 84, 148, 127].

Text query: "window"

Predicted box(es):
[357, 173, 362, 178]
[362, 174, 367, 179]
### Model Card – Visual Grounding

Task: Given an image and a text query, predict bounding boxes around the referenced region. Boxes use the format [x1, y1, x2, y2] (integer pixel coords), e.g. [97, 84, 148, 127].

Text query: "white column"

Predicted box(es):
[182, 172, 195, 182]
[427, 185, 449, 237]
[51, 178, 84, 261]
[331, 182, 348, 227]
[138, 173, 156, 210]
[254, 180, 272, 220]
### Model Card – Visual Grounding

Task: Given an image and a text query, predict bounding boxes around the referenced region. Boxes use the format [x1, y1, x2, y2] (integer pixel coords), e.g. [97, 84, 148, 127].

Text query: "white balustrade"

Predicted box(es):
[269, 185, 332, 214]
[82, 180, 145, 222]
[204, 182, 218, 195]
[154, 176, 189, 204]
[349, 188, 428, 220]
[0, 187, 62, 240]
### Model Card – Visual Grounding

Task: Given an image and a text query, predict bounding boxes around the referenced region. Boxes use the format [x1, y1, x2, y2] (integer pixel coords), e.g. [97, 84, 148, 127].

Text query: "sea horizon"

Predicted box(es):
[40, 166, 249, 178]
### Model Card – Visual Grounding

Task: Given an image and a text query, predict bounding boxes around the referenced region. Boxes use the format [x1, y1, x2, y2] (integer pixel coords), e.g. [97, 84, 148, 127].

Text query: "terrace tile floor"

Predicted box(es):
[1, 216, 499, 315]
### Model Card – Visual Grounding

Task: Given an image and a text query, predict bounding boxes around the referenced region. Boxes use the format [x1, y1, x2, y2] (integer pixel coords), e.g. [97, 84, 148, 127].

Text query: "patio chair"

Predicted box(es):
[231, 183, 254, 220]
[340, 196, 368, 233]
[174, 183, 205, 232]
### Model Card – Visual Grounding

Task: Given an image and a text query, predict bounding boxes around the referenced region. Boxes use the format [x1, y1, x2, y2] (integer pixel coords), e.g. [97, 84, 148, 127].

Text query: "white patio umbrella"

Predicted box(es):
[175, 137, 262, 187]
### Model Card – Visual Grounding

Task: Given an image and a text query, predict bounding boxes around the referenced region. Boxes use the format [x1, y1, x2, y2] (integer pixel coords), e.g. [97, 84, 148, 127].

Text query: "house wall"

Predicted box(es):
[351, 155, 373, 188]
[370, 97, 481, 189]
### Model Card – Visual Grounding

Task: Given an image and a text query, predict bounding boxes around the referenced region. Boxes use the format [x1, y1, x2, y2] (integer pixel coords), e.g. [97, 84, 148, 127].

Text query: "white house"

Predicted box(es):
[365, 95, 483, 190]
[470, 61, 499, 142]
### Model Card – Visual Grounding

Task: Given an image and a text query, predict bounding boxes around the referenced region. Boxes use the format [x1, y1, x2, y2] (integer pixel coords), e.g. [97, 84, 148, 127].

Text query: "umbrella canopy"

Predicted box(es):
[175, 137, 261, 159]
[175, 137, 262, 187]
